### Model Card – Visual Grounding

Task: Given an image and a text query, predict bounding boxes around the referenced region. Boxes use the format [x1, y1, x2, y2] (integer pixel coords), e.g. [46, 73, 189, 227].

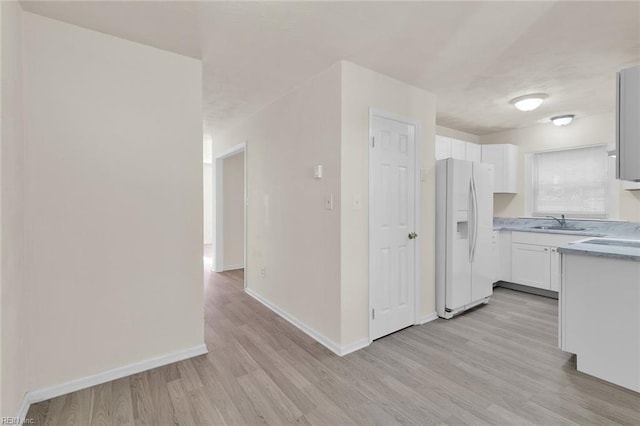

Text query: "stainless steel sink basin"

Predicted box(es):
[532, 226, 587, 231]
[580, 238, 640, 248]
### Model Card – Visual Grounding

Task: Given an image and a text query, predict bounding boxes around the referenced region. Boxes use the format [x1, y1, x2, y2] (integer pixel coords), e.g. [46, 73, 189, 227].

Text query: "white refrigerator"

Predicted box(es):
[436, 158, 494, 319]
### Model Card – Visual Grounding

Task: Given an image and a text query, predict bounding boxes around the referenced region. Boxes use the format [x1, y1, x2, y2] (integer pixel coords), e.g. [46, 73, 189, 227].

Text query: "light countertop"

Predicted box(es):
[494, 217, 640, 262]
[558, 238, 640, 262]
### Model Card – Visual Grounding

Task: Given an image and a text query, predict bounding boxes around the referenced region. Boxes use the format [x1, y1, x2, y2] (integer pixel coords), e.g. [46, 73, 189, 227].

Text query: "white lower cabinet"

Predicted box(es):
[549, 247, 561, 291]
[497, 230, 511, 282]
[506, 231, 582, 291]
[492, 230, 512, 283]
[492, 231, 498, 283]
[511, 243, 552, 289]
[561, 253, 640, 392]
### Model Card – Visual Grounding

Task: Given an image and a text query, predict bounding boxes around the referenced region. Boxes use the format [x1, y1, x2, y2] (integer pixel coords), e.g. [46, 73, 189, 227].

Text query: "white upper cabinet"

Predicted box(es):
[622, 180, 640, 191]
[449, 138, 466, 160]
[435, 135, 451, 160]
[435, 135, 482, 162]
[481, 144, 518, 193]
[617, 65, 640, 182]
[465, 142, 482, 162]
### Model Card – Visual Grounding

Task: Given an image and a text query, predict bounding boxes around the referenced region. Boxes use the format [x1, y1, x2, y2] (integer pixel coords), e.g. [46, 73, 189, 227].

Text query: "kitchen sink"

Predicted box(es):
[532, 225, 587, 231]
[579, 238, 640, 248]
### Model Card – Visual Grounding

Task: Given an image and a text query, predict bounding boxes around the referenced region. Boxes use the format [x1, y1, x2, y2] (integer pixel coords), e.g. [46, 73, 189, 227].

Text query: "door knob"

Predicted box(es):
[408, 232, 418, 240]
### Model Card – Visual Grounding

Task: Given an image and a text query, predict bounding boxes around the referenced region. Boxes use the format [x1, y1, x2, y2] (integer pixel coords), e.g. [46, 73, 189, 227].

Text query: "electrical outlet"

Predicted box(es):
[261, 267, 266, 277]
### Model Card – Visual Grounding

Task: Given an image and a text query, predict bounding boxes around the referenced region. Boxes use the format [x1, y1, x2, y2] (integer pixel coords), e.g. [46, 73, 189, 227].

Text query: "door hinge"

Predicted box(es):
[372, 136, 375, 148]
[372, 308, 375, 320]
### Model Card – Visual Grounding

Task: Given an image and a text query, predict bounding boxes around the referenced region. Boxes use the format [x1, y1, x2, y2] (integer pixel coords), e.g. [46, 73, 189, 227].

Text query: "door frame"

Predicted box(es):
[214, 142, 247, 287]
[368, 109, 421, 342]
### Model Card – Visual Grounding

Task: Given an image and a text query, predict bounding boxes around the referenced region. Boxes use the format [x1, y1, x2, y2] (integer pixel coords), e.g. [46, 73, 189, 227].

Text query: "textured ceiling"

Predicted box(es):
[21, 1, 640, 136]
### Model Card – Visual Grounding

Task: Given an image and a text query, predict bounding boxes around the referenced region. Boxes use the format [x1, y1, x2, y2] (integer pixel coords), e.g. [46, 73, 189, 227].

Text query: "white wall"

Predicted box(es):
[214, 61, 437, 351]
[203, 163, 213, 244]
[479, 113, 640, 221]
[223, 152, 244, 269]
[22, 12, 204, 394]
[435, 125, 480, 143]
[340, 62, 437, 345]
[0, 1, 28, 417]
[203, 135, 213, 245]
[215, 64, 342, 345]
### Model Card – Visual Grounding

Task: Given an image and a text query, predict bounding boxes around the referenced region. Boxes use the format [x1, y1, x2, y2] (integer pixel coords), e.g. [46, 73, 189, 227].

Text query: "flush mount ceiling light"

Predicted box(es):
[510, 93, 548, 111]
[551, 114, 575, 126]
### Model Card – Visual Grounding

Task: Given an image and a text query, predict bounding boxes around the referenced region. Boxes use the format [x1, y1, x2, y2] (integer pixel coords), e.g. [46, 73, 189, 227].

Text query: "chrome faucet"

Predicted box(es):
[546, 214, 567, 227]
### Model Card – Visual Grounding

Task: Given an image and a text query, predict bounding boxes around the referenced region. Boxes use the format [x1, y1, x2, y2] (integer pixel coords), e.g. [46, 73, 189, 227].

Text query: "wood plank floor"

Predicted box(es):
[27, 269, 640, 425]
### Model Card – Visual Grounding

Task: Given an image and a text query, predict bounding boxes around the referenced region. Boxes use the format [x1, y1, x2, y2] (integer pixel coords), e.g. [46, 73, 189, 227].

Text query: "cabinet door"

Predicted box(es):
[481, 144, 517, 193]
[503, 145, 518, 193]
[618, 65, 640, 181]
[550, 247, 561, 291]
[466, 142, 481, 162]
[481, 145, 506, 192]
[435, 136, 451, 160]
[511, 243, 551, 289]
[492, 231, 499, 283]
[498, 231, 512, 282]
[450, 138, 466, 160]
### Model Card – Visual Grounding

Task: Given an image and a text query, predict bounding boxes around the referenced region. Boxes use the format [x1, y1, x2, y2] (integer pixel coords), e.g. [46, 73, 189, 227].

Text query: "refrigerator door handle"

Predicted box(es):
[468, 178, 475, 262]
[471, 176, 479, 263]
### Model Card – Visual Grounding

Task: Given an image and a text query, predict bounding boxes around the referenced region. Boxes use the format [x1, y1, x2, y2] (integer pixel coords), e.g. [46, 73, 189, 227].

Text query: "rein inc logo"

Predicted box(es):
[1, 418, 34, 425]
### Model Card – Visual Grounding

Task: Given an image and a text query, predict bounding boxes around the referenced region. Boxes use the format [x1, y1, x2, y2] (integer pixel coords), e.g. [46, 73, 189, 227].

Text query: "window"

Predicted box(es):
[531, 145, 609, 218]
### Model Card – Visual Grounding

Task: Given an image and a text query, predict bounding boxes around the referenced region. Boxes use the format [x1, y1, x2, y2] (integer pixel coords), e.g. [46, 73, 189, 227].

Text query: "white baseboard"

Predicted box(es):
[244, 288, 342, 355]
[16, 343, 208, 419]
[15, 396, 31, 424]
[223, 264, 245, 271]
[416, 311, 438, 325]
[245, 288, 369, 356]
[339, 338, 370, 356]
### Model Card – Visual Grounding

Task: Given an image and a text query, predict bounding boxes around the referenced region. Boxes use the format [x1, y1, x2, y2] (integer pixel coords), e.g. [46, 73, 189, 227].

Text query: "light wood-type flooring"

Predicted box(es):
[27, 268, 640, 425]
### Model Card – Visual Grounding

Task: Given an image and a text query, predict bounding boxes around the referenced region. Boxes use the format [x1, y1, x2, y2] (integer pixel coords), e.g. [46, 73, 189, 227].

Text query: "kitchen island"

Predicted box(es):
[559, 238, 640, 393]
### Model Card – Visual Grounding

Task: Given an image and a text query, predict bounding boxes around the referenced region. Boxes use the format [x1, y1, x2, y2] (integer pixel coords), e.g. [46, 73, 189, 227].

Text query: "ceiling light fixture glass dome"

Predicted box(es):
[510, 93, 548, 111]
[551, 114, 575, 126]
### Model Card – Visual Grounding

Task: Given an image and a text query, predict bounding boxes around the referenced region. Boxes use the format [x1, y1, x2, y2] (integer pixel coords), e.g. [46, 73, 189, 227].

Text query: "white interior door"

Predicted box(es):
[370, 114, 417, 340]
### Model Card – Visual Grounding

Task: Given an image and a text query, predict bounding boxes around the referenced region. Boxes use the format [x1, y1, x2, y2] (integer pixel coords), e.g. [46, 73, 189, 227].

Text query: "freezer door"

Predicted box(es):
[471, 162, 494, 301]
[445, 159, 473, 311]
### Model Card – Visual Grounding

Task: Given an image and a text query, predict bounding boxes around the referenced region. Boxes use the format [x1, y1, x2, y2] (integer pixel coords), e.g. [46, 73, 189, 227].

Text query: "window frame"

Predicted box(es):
[526, 144, 614, 220]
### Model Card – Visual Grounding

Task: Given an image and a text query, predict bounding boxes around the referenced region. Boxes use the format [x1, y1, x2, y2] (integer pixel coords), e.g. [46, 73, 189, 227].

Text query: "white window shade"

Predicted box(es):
[532, 145, 608, 218]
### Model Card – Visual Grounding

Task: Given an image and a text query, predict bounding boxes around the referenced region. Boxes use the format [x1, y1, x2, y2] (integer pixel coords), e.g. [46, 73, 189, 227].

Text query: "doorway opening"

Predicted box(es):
[214, 142, 247, 287]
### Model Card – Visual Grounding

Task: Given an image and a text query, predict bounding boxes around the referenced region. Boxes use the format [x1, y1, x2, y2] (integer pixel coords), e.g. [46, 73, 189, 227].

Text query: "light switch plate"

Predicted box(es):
[352, 195, 361, 210]
[325, 194, 334, 210]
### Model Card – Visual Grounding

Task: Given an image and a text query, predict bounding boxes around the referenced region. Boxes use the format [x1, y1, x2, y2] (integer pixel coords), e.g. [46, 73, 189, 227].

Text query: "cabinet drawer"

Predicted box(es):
[511, 231, 582, 247]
